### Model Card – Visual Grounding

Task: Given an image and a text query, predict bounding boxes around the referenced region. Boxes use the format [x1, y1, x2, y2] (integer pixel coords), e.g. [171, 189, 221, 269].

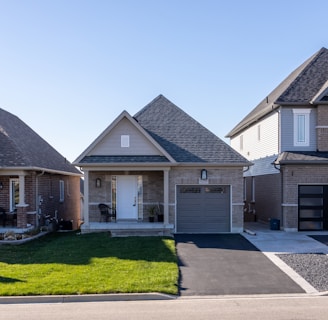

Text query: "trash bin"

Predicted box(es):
[270, 218, 280, 230]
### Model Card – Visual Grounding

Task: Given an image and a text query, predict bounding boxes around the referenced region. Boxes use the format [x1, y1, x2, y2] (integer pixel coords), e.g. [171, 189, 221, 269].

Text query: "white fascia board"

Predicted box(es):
[73, 110, 176, 164]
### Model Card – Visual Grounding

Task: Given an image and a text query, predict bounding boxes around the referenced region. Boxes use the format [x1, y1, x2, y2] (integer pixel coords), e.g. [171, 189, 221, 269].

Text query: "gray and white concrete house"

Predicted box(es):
[227, 47, 328, 232]
[74, 95, 251, 235]
[0, 108, 82, 232]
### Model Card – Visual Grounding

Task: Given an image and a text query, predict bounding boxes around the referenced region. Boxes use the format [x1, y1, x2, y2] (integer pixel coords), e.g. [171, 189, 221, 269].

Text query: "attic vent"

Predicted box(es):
[121, 135, 130, 148]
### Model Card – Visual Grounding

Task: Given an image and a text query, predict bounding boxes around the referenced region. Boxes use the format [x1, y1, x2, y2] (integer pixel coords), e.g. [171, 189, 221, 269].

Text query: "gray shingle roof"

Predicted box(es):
[227, 47, 328, 138]
[134, 95, 249, 164]
[80, 155, 170, 164]
[275, 151, 328, 164]
[0, 108, 80, 175]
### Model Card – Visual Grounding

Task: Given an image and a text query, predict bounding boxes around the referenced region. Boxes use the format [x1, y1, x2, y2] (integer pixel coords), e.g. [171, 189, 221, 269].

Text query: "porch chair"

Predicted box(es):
[98, 203, 116, 222]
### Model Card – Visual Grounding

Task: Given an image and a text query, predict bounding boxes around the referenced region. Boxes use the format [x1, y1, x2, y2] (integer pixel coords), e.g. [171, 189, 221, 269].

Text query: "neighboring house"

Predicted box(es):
[74, 95, 251, 235]
[0, 108, 82, 230]
[226, 47, 328, 232]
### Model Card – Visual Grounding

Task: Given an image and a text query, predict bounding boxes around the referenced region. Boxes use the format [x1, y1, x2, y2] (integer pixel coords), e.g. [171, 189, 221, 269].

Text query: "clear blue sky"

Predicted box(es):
[1, 0, 327, 162]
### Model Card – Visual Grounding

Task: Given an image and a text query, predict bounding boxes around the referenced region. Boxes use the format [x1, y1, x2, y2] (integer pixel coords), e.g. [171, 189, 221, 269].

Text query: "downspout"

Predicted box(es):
[36, 171, 45, 227]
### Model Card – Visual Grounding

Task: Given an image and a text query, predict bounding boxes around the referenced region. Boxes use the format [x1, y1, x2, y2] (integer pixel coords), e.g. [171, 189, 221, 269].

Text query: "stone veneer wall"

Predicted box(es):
[88, 171, 164, 222]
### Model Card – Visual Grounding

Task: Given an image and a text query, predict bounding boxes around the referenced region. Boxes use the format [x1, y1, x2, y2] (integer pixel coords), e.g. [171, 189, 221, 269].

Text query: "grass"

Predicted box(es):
[0, 232, 179, 296]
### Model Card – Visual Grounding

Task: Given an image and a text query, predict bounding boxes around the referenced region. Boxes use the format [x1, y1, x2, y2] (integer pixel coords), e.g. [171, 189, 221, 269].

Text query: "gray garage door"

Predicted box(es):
[177, 185, 230, 233]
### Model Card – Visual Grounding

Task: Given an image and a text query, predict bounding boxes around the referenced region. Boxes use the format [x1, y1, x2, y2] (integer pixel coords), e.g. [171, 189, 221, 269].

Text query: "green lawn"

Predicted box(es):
[0, 232, 179, 296]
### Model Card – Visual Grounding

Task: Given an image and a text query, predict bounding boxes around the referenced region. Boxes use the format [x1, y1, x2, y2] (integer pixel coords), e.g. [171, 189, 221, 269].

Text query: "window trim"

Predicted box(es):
[59, 180, 65, 203]
[293, 109, 311, 147]
[9, 178, 19, 212]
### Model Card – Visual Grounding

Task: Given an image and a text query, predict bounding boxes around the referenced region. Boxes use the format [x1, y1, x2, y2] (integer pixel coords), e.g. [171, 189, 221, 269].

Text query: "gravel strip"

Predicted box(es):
[277, 253, 328, 292]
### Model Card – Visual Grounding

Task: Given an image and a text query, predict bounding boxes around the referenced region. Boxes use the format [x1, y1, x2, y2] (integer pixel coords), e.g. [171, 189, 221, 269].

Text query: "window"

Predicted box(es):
[257, 125, 261, 141]
[121, 135, 130, 147]
[9, 178, 19, 212]
[205, 186, 226, 193]
[251, 177, 255, 202]
[293, 109, 311, 146]
[59, 180, 65, 202]
[180, 187, 201, 193]
[240, 135, 243, 151]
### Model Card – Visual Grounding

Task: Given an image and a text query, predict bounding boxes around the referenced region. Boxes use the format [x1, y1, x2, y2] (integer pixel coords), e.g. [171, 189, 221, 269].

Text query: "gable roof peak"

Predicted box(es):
[227, 47, 328, 138]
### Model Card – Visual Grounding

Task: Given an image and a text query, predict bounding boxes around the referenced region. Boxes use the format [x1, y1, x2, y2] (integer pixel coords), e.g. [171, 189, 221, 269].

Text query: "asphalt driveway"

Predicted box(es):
[175, 234, 305, 296]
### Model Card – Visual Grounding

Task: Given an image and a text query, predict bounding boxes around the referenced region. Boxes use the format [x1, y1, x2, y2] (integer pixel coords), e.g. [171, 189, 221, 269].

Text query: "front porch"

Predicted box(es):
[81, 221, 174, 237]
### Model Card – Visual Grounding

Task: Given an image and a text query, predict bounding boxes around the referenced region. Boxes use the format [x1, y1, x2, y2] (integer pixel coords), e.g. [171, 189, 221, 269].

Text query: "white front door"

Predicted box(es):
[116, 176, 138, 220]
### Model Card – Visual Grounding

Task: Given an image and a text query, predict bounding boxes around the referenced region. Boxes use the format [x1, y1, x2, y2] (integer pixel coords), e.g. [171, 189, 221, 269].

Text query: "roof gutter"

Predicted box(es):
[75, 162, 253, 169]
[0, 166, 82, 177]
[278, 160, 328, 165]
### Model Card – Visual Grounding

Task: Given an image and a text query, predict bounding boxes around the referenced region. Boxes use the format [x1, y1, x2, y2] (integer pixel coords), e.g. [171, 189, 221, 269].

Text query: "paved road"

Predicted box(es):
[175, 234, 304, 295]
[1, 296, 328, 320]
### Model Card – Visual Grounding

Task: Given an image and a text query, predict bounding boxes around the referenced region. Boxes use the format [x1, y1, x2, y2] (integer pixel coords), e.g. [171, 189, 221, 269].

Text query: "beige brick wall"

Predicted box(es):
[169, 167, 244, 232]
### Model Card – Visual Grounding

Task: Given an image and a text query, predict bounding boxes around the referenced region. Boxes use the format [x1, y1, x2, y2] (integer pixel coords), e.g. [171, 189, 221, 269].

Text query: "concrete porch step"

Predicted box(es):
[81, 222, 174, 237]
[110, 229, 172, 237]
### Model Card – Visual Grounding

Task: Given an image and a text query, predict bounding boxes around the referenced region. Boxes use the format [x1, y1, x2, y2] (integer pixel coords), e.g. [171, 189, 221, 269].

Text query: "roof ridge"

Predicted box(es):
[227, 47, 328, 138]
[134, 94, 168, 118]
[276, 47, 328, 102]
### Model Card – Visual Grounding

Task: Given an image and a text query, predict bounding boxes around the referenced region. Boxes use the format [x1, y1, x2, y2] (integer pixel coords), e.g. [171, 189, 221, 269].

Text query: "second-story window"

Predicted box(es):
[240, 135, 244, 151]
[293, 109, 311, 146]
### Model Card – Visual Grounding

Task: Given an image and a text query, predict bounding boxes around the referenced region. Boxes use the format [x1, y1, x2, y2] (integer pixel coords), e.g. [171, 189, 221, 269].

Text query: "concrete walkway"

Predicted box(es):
[243, 222, 328, 254]
[243, 222, 328, 294]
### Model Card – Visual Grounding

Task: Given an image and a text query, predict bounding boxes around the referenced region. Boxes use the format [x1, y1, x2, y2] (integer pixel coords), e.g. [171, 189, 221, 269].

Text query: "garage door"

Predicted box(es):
[177, 185, 230, 233]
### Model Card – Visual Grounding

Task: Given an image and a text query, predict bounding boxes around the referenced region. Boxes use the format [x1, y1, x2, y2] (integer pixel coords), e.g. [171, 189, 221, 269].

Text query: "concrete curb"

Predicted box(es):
[0, 293, 177, 304]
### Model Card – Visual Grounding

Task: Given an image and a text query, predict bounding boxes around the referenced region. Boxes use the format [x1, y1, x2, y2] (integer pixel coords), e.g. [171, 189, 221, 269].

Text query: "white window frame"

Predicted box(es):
[59, 180, 65, 202]
[121, 135, 130, 148]
[293, 109, 311, 147]
[9, 178, 19, 212]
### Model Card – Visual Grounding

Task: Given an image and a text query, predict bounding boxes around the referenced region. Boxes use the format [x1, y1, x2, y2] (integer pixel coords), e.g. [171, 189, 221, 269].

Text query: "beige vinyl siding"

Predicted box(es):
[231, 112, 279, 160]
[91, 118, 162, 156]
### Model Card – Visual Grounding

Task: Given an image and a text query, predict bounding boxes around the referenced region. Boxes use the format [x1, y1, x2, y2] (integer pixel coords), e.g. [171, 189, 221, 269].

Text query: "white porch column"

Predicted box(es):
[83, 170, 89, 227]
[18, 174, 26, 205]
[163, 169, 169, 225]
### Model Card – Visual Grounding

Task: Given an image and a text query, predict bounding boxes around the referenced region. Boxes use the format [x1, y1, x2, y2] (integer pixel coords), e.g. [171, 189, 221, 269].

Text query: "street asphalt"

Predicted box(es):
[174, 233, 305, 296]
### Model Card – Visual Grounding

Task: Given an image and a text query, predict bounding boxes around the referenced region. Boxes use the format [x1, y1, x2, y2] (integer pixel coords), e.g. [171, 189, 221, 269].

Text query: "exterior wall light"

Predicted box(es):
[201, 169, 208, 180]
[96, 178, 101, 188]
